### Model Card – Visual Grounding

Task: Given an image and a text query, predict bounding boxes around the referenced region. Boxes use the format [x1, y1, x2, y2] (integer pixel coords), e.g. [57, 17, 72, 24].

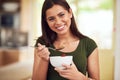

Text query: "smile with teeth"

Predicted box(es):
[56, 25, 65, 30]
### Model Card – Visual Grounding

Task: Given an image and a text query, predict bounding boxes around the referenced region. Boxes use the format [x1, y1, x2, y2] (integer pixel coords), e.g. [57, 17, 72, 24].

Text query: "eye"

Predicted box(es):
[59, 13, 65, 17]
[47, 17, 55, 22]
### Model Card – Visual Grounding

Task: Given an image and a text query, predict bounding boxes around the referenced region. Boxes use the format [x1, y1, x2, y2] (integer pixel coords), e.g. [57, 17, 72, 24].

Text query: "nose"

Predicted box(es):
[55, 17, 62, 25]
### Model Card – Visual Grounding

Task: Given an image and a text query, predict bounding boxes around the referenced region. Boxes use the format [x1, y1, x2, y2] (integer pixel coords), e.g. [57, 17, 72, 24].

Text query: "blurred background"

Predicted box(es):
[0, 0, 120, 80]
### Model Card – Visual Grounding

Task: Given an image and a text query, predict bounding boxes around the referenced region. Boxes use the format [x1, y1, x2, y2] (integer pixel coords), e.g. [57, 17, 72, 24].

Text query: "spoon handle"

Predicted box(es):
[30, 46, 63, 51]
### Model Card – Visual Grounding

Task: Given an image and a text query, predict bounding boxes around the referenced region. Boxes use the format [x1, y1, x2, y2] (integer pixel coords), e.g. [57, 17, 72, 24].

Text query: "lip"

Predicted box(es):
[56, 25, 65, 31]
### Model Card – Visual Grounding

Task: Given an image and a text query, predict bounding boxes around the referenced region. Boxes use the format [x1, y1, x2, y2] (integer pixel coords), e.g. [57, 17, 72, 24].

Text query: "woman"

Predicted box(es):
[32, 0, 99, 80]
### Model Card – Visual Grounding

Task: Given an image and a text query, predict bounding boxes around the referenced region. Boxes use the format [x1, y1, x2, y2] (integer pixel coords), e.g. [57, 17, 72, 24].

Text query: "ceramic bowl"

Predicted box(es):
[50, 56, 73, 69]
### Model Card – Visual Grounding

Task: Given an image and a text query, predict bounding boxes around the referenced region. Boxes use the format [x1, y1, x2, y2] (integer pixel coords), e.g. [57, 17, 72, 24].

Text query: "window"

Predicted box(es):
[68, 0, 114, 49]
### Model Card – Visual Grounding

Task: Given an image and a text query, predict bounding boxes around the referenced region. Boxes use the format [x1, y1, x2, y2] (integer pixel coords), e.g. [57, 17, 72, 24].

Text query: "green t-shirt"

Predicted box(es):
[35, 37, 97, 80]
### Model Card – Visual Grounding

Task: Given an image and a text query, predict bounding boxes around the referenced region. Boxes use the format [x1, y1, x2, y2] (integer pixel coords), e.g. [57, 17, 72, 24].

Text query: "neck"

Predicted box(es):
[54, 32, 79, 48]
[54, 34, 79, 51]
[55, 34, 79, 47]
[57, 32, 76, 42]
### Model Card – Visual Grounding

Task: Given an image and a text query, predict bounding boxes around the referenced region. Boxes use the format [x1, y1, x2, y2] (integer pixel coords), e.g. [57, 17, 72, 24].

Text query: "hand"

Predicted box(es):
[54, 62, 83, 80]
[37, 43, 50, 61]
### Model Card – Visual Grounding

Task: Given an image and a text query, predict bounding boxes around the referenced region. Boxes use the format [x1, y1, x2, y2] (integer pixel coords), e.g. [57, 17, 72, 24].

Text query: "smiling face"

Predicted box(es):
[46, 5, 72, 35]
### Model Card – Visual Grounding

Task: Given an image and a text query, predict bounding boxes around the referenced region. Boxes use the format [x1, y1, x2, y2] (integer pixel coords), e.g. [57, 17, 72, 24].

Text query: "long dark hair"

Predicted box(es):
[38, 0, 86, 46]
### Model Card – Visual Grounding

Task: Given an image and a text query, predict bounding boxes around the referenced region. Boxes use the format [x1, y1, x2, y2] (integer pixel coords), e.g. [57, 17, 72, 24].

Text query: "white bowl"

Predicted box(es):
[50, 56, 73, 69]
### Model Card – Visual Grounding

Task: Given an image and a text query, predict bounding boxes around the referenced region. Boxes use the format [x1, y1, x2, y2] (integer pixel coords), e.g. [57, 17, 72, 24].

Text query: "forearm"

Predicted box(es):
[32, 58, 49, 80]
[67, 71, 87, 80]
[76, 73, 98, 80]
[70, 72, 97, 80]
[76, 72, 88, 80]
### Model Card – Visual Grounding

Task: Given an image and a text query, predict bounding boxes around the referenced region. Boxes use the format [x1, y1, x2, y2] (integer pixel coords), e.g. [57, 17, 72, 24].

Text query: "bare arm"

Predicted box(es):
[87, 48, 100, 80]
[32, 44, 50, 80]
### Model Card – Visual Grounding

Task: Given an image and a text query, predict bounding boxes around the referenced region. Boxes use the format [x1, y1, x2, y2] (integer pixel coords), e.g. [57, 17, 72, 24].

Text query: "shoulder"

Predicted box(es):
[82, 37, 97, 57]
[82, 37, 97, 46]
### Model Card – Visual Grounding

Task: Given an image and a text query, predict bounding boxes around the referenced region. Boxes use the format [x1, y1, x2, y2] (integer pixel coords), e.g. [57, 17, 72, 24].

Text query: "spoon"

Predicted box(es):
[30, 46, 64, 51]
[48, 46, 64, 51]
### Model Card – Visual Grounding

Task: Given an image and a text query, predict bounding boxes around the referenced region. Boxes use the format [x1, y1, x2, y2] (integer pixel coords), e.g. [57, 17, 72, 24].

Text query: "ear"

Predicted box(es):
[69, 8, 72, 18]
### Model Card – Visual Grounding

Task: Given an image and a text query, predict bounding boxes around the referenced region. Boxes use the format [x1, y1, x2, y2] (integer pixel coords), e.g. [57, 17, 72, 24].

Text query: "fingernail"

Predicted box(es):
[38, 43, 41, 45]
[54, 68, 57, 70]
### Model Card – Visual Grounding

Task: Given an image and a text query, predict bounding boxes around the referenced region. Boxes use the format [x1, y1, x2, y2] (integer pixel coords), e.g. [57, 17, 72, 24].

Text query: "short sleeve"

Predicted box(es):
[85, 37, 97, 57]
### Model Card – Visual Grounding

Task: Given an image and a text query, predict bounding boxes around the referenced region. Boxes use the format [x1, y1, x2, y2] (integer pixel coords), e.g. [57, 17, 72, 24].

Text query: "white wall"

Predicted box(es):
[114, 0, 120, 80]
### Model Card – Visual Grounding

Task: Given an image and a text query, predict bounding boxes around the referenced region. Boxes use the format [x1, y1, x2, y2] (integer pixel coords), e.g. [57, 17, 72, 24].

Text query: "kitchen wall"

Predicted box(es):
[114, 0, 120, 79]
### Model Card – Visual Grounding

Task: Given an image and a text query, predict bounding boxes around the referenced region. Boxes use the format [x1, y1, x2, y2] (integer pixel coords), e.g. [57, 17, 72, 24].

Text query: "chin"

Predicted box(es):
[56, 29, 69, 35]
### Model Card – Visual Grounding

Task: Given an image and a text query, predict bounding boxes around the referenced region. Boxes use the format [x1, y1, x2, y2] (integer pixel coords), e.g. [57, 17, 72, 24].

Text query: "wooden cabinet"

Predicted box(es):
[0, 50, 3, 66]
[0, 0, 28, 48]
[0, 49, 19, 67]
[0, 0, 21, 48]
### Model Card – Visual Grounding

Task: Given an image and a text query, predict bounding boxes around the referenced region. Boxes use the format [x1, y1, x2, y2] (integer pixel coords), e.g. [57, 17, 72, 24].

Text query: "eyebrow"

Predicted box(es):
[46, 11, 65, 19]
[58, 12, 64, 15]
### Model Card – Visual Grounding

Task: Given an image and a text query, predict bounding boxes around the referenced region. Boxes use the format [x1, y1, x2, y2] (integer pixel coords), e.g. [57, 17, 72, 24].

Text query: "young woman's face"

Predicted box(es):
[46, 5, 72, 35]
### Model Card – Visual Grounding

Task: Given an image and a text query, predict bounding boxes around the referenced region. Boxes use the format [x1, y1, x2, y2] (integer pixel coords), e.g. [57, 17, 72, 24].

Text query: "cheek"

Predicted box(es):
[47, 22, 55, 30]
[65, 17, 71, 27]
[47, 21, 52, 27]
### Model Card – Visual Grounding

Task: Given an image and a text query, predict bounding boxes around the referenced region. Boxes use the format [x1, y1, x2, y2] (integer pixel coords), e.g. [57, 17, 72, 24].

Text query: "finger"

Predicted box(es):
[54, 67, 65, 72]
[55, 68, 71, 77]
[37, 43, 44, 49]
[62, 64, 71, 69]
[38, 47, 50, 60]
[55, 67, 70, 73]
[37, 43, 41, 47]
[43, 48, 50, 60]
[37, 45, 45, 51]
[54, 67, 59, 72]
[71, 61, 76, 67]
[38, 52, 49, 61]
